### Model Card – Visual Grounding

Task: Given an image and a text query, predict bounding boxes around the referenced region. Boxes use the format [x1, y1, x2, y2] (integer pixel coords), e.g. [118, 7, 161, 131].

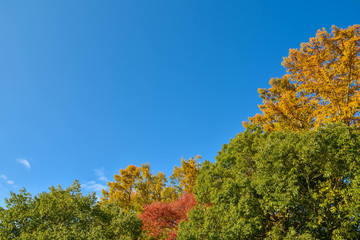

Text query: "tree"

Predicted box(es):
[102, 163, 176, 212]
[139, 193, 196, 240]
[0, 180, 142, 239]
[102, 157, 202, 213]
[94, 201, 143, 240]
[134, 164, 168, 210]
[245, 25, 360, 131]
[178, 124, 360, 239]
[102, 165, 141, 212]
[171, 156, 202, 194]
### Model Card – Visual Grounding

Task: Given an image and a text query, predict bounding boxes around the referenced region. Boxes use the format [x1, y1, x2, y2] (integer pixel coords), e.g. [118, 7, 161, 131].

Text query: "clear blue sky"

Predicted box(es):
[0, 0, 359, 204]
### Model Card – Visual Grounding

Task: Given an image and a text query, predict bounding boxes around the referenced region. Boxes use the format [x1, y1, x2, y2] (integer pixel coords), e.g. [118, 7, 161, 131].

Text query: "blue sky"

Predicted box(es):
[0, 0, 359, 204]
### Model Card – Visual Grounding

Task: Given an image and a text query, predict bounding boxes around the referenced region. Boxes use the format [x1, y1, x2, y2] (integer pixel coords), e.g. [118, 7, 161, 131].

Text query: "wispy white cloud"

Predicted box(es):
[94, 168, 109, 183]
[81, 168, 110, 200]
[6, 180, 14, 185]
[17, 158, 31, 169]
[0, 174, 14, 185]
[82, 181, 108, 192]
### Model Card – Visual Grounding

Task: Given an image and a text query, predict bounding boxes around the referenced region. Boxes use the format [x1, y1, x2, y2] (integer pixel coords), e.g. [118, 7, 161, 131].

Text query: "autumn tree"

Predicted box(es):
[171, 155, 202, 194]
[102, 156, 202, 212]
[102, 163, 178, 212]
[139, 193, 196, 240]
[134, 164, 168, 210]
[246, 25, 360, 131]
[102, 164, 141, 212]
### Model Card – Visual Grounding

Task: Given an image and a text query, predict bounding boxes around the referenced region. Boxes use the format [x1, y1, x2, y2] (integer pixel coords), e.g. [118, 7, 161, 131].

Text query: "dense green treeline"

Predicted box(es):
[178, 123, 360, 239]
[0, 181, 142, 239]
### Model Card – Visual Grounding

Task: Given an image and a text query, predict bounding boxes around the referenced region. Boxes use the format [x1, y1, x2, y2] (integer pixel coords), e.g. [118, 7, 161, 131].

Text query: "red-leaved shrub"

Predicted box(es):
[139, 193, 196, 239]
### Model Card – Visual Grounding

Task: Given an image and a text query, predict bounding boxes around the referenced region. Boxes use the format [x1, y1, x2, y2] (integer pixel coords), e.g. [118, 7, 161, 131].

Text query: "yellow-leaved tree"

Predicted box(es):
[170, 155, 202, 194]
[101, 156, 202, 212]
[102, 163, 181, 212]
[245, 25, 360, 131]
[101, 164, 141, 212]
[134, 163, 168, 209]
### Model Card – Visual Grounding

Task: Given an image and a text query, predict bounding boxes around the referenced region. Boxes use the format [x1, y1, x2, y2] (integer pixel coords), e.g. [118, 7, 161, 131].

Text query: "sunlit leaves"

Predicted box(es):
[178, 124, 360, 239]
[246, 25, 360, 131]
[102, 165, 141, 212]
[171, 155, 202, 194]
[0, 181, 142, 239]
[102, 156, 202, 213]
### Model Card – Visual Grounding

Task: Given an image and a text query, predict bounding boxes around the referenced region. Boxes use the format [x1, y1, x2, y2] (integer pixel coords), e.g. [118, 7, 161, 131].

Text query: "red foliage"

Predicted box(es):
[139, 193, 196, 239]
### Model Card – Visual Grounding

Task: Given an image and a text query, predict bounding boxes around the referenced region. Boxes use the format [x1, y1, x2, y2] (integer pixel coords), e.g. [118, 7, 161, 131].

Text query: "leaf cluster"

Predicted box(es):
[139, 193, 196, 240]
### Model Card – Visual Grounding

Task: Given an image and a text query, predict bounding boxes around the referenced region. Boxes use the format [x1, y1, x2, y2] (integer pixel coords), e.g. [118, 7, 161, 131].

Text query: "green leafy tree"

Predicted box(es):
[94, 201, 143, 240]
[178, 124, 360, 239]
[0, 180, 142, 239]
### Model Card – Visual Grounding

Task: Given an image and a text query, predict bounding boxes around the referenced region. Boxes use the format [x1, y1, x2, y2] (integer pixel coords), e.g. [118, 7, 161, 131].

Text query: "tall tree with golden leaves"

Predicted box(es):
[245, 25, 360, 131]
[171, 155, 202, 194]
[133, 164, 168, 210]
[102, 163, 177, 212]
[102, 165, 141, 212]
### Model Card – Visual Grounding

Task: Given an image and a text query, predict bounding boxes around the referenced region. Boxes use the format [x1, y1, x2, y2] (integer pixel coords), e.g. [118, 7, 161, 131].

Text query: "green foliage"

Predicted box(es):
[0, 180, 142, 240]
[178, 124, 360, 239]
[93, 201, 143, 240]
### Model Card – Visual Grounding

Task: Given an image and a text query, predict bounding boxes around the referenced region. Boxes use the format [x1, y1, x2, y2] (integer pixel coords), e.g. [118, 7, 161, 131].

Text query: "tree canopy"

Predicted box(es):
[246, 25, 360, 131]
[0, 181, 142, 240]
[102, 157, 201, 213]
[178, 124, 360, 239]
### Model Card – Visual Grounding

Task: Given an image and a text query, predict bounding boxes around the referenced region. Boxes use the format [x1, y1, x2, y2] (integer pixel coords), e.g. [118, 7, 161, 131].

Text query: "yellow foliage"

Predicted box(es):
[245, 25, 360, 131]
[101, 156, 203, 212]
[101, 163, 180, 212]
[171, 155, 202, 194]
[102, 165, 141, 212]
